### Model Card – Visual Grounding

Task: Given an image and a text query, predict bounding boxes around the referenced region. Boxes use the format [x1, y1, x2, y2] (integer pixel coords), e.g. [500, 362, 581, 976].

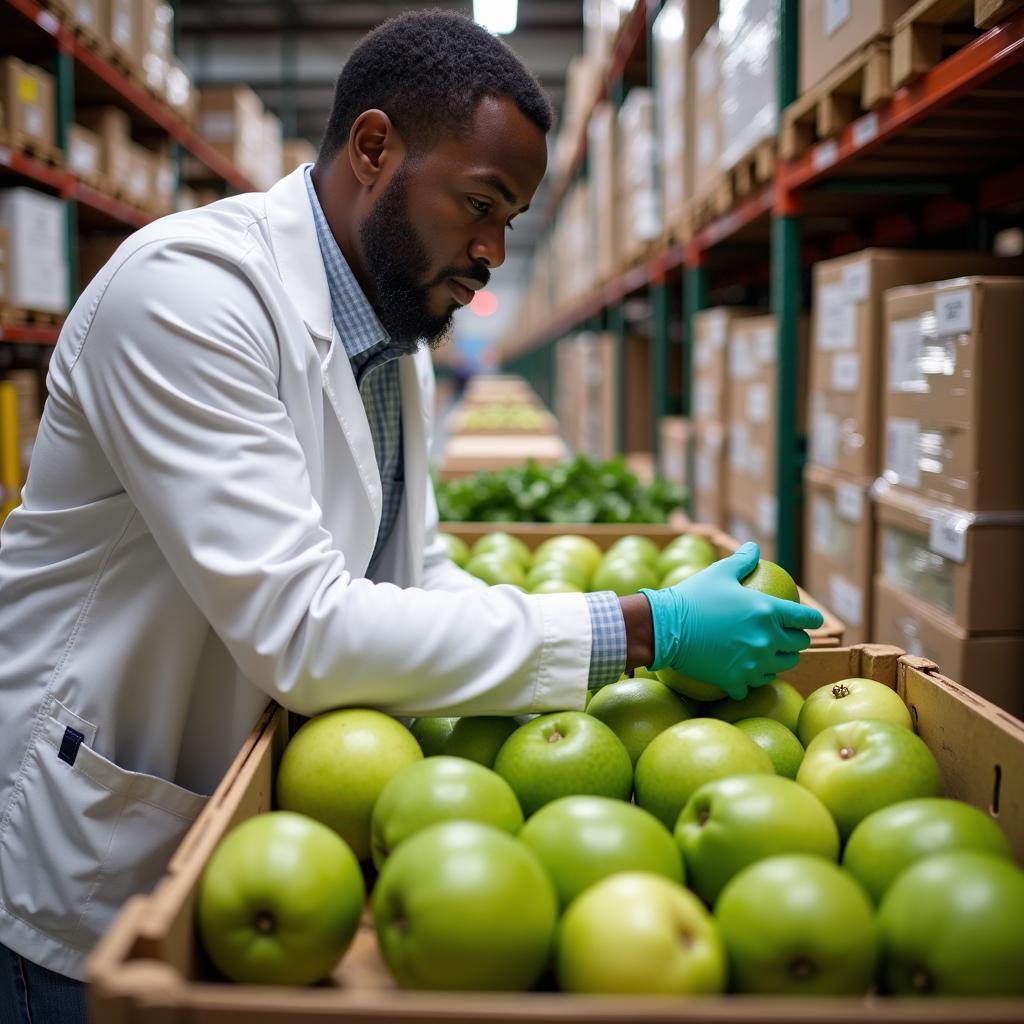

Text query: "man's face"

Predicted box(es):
[359, 94, 547, 353]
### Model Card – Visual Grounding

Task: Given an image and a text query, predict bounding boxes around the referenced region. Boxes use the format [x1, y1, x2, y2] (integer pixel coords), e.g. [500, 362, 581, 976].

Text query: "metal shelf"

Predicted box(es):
[0, 323, 61, 345]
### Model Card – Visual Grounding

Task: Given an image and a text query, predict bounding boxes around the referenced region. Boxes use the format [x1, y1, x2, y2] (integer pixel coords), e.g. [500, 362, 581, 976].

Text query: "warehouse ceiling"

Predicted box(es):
[177, 0, 584, 274]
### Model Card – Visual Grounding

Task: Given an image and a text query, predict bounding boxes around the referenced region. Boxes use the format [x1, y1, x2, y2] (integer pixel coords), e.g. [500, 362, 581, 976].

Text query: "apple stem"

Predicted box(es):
[832, 683, 850, 700]
[547, 731, 563, 743]
[254, 911, 276, 935]
[839, 746, 855, 760]
[697, 808, 710, 826]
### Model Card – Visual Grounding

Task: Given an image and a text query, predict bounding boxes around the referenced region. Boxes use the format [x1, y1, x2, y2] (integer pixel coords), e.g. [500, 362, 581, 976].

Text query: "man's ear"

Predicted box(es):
[348, 109, 404, 187]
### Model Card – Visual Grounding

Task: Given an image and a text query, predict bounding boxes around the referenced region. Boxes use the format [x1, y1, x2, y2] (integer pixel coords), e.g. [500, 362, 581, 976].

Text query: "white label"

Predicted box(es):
[757, 494, 776, 536]
[831, 353, 860, 392]
[816, 284, 856, 351]
[746, 383, 769, 424]
[813, 139, 839, 171]
[852, 112, 879, 149]
[755, 326, 775, 364]
[695, 381, 718, 419]
[730, 424, 750, 470]
[201, 112, 236, 142]
[114, 10, 131, 45]
[935, 288, 972, 336]
[812, 412, 840, 469]
[25, 106, 42, 137]
[929, 510, 969, 564]
[829, 574, 863, 627]
[886, 418, 921, 488]
[889, 318, 925, 392]
[37, 10, 59, 33]
[841, 261, 869, 303]
[836, 482, 864, 523]
[812, 495, 832, 554]
[824, 0, 852, 36]
[69, 141, 97, 174]
[76, 0, 94, 26]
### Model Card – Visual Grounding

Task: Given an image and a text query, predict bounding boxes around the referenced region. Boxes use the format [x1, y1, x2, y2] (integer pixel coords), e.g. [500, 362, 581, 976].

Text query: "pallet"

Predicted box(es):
[976, 0, 1024, 27]
[892, 0, 984, 90]
[0, 131, 64, 168]
[781, 41, 892, 159]
[0, 307, 64, 329]
[67, 17, 115, 62]
[683, 139, 775, 234]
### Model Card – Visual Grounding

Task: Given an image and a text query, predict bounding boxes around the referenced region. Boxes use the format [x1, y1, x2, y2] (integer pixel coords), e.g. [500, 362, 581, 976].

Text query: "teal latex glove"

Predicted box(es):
[640, 542, 824, 701]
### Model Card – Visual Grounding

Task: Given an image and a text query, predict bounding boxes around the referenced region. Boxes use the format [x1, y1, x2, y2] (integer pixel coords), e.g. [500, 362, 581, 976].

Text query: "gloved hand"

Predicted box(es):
[640, 542, 824, 701]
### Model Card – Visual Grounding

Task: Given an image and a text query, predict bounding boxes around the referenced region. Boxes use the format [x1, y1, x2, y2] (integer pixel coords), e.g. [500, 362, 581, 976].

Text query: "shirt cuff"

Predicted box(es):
[584, 590, 627, 690]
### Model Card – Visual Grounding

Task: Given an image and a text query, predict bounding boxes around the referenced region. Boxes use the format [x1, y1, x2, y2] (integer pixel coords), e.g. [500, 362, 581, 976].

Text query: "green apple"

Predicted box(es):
[437, 532, 470, 567]
[735, 718, 805, 779]
[675, 774, 839, 904]
[370, 756, 523, 869]
[878, 851, 1024, 996]
[658, 564, 702, 588]
[530, 578, 584, 594]
[715, 854, 877, 995]
[196, 811, 364, 986]
[656, 535, 717, 577]
[634, 666, 659, 680]
[740, 559, 799, 602]
[797, 678, 912, 746]
[526, 557, 589, 590]
[591, 557, 660, 596]
[519, 795, 682, 908]
[463, 552, 527, 588]
[409, 715, 517, 767]
[586, 677, 692, 765]
[606, 535, 661, 567]
[276, 709, 422, 860]
[708, 680, 804, 733]
[372, 821, 557, 991]
[493, 712, 632, 816]
[533, 535, 603, 577]
[843, 797, 1013, 904]
[796, 719, 942, 840]
[656, 666, 727, 702]
[634, 719, 775, 830]
[557, 872, 726, 994]
[470, 531, 532, 568]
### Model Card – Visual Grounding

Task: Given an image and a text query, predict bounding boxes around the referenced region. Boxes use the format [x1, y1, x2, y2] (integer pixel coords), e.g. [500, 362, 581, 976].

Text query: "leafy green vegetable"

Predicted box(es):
[435, 456, 686, 524]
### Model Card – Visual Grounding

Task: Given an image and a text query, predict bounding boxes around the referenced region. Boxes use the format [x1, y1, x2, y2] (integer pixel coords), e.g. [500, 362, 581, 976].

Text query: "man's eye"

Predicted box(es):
[468, 196, 490, 215]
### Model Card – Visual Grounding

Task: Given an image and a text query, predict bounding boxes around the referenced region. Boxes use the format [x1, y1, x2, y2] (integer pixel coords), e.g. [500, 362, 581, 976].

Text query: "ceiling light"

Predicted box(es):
[473, 0, 518, 35]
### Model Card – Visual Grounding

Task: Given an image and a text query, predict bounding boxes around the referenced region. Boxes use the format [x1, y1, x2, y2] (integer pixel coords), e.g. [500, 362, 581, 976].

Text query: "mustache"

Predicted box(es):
[428, 265, 490, 289]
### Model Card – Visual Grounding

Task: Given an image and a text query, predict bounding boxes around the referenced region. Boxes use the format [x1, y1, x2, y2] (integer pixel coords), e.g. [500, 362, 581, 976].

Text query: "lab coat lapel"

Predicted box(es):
[400, 350, 430, 581]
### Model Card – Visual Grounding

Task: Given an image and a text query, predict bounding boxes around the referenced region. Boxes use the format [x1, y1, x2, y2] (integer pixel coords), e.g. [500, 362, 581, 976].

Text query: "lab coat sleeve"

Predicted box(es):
[420, 473, 487, 592]
[68, 239, 589, 717]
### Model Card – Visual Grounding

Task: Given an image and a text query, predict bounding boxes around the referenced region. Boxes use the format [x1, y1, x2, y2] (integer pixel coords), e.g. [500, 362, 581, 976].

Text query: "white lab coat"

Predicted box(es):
[0, 165, 591, 980]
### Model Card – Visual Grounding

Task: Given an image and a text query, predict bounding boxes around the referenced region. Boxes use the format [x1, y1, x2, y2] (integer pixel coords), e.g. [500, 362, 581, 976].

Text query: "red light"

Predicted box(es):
[469, 289, 499, 317]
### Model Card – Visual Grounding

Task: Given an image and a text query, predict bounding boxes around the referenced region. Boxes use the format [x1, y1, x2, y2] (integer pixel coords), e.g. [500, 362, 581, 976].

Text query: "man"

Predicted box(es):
[0, 11, 820, 1018]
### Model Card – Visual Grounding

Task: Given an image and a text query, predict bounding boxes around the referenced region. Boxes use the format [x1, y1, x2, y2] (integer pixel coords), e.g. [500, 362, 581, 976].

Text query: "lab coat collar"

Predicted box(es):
[264, 165, 334, 342]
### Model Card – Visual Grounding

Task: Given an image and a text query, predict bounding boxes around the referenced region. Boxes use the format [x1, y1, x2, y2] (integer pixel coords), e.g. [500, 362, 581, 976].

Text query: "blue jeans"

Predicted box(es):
[0, 943, 88, 1024]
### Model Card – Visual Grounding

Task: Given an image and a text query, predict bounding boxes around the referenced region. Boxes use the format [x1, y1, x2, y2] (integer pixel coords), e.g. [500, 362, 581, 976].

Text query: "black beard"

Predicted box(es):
[359, 166, 459, 355]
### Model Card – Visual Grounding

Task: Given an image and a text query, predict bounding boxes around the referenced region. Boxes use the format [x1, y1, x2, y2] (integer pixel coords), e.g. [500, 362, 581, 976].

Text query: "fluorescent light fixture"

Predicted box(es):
[473, 0, 518, 35]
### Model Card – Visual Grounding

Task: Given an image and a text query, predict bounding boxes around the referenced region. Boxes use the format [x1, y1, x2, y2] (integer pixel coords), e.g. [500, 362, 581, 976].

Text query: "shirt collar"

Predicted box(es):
[304, 165, 390, 360]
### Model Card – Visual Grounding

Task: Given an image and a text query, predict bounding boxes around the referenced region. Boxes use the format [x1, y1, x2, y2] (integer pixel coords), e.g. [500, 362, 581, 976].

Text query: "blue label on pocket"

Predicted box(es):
[57, 726, 85, 767]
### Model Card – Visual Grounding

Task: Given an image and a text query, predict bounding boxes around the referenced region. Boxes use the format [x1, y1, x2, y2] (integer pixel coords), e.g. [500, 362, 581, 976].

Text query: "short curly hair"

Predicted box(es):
[317, 9, 553, 163]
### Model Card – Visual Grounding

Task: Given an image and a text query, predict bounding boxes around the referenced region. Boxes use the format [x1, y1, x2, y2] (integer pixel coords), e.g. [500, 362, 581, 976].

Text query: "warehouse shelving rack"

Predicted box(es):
[0, 0, 258, 347]
[503, 0, 1024, 575]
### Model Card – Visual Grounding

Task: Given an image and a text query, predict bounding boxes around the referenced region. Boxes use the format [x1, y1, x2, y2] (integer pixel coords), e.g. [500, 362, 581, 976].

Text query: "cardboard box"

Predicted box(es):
[800, 0, 915, 95]
[77, 234, 128, 292]
[100, 0, 141, 70]
[67, 124, 103, 183]
[804, 464, 873, 644]
[76, 107, 133, 196]
[718, 0, 777, 170]
[0, 225, 10, 306]
[0, 58, 55, 153]
[617, 88, 660, 263]
[882, 276, 1024, 511]
[554, 332, 616, 461]
[94, 646, 1024, 1021]
[261, 110, 283, 191]
[808, 249, 1024, 481]
[0, 188, 67, 315]
[6, 369, 40, 482]
[197, 86, 265, 184]
[653, 0, 720, 223]
[692, 306, 758, 427]
[875, 482, 1024, 633]
[139, 0, 173, 98]
[691, 25, 721, 198]
[587, 102, 618, 281]
[658, 415, 690, 491]
[68, 0, 100, 38]
[727, 500, 780, 563]
[693, 419, 726, 526]
[165, 60, 196, 126]
[873, 578, 1024, 718]
[282, 138, 317, 172]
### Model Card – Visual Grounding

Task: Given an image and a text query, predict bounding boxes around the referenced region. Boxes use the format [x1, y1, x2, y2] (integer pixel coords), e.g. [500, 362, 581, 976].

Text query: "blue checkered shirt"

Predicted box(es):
[304, 167, 626, 688]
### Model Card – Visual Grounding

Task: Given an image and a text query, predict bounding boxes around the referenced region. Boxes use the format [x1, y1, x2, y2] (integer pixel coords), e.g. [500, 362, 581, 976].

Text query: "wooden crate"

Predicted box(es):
[781, 42, 892, 159]
[87, 645, 1024, 1022]
[439, 521, 845, 648]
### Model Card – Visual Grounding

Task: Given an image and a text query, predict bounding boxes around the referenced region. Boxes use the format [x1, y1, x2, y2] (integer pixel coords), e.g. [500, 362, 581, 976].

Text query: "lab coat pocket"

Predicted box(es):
[0, 711, 208, 952]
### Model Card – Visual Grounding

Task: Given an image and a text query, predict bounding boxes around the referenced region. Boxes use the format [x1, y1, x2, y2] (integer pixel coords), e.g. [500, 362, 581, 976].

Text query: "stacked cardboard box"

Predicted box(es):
[103, 0, 140, 72]
[0, 59, 56, 156]
[725, 314, 808, 563]
[197, 86, 266, 186]
[652, 1, 719, 228]
[67, 124, 103, 186]
[691, 307, 757, 526]
[551, 56, 603, 181]
[5, 370, 41, 484]
[872, 276, 1024, 715]
[0, 226, 9, 307]
[282, 138, 317, 173]
[261, 111, 284, 191]
[691, 26, 721, 200]
[658, 415, 691, 494]
[139, 1, 174, 99]
[0, 188, 68, 316]
[617, 89, 660, 264]
[587, 102, 618, 282]
[800, 0, 914, 95]
[718, 0, 777, 172]
[804, 249, 1022, 641]
[555, 332, 616, 461]
[165, 60, 196, 126]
